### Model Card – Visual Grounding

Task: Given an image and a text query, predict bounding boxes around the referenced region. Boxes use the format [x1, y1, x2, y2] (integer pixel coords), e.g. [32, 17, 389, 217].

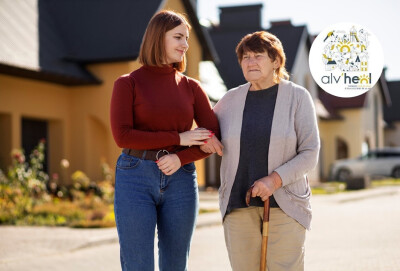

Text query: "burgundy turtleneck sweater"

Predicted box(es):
[110, 65, 220, 165]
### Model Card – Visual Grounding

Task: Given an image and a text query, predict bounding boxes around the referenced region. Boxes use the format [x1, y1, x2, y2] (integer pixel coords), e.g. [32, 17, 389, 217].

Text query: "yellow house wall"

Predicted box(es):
[68, 61, 141, 183]
[319, 85, 386, 180]
[319, 110, 363, 179]
[0, 62, 140, 184]
[0, 74, 72, 181]
[362, 85, 385, 149]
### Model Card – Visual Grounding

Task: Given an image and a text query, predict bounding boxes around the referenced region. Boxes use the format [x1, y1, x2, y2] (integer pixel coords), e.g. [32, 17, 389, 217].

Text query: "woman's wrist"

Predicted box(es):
[271, 171, 283, 189]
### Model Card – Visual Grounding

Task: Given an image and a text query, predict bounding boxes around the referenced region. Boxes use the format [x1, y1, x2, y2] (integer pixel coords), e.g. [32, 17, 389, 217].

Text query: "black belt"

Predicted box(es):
[122, 149, 171, 161]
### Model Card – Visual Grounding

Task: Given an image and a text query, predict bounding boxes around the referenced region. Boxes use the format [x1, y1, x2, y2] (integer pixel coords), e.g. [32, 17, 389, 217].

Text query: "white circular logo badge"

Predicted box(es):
[309, 23, 384, 98]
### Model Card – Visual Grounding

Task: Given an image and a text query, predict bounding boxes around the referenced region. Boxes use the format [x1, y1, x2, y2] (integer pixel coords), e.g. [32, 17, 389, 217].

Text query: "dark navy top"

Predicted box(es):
[226, 84, 280, 214]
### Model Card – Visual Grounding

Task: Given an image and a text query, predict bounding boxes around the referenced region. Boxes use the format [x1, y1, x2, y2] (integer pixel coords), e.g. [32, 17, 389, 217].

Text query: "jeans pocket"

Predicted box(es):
[181, 162, 196, 173]
[116, 153, 142, 169]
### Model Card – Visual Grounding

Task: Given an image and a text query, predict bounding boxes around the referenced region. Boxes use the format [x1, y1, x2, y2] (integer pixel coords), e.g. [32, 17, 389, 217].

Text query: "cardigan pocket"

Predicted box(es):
[283, 178, 311, 200]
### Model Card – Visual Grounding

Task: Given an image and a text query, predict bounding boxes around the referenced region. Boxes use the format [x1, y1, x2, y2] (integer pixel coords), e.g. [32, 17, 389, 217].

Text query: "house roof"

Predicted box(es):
[319, 88, 367, 111]
[318, 71, 392, 120]
[384, 80, 400, 124]
[0, 0, 217, 85]
[268, 21, 308, 75]
[208, 4, 308, 90]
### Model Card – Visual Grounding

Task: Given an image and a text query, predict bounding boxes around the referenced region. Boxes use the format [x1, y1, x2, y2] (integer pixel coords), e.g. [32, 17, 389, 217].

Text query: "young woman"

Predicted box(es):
[110, 10, 220, 271]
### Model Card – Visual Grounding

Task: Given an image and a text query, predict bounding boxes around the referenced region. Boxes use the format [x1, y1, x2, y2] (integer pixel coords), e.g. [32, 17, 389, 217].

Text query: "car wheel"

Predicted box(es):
[392, 167, 400, 179]
[337, 168, 351, 182]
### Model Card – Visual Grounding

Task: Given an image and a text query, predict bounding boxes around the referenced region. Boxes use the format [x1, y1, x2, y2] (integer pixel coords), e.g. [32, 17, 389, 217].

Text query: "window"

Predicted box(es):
[336, 137, 348, 160]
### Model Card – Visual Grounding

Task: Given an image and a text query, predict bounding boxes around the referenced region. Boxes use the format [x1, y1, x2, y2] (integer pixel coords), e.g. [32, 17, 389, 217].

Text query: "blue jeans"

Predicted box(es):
[114, 152, 199, 271]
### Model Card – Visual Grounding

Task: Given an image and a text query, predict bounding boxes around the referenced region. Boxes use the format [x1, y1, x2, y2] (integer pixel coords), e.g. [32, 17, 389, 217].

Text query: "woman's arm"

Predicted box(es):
[110, 76, 181, 150]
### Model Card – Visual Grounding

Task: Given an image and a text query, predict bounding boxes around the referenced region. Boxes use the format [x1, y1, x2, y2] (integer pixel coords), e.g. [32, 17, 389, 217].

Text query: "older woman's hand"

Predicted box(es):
[199, 135, 224, 156]
[251, 172, 283, 201]
[179, 129, 213, 146]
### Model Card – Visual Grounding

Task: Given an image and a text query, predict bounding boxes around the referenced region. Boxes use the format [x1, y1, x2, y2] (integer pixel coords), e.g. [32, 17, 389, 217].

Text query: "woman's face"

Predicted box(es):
[164, 23, 189, 64]
[241, 51, 279, 85]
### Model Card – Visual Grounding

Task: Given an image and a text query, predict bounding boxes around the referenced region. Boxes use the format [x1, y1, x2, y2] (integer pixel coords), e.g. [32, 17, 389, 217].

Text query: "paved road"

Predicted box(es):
[305, 186, 400, 271]
[1, 186, 400, 270]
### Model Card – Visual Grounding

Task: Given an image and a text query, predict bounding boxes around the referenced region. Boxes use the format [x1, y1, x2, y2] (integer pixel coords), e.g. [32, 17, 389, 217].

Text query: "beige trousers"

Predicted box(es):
[223, 207, 306, 271]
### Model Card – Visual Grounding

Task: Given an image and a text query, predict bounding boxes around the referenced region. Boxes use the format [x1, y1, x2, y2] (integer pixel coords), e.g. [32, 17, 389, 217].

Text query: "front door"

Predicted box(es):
[21, 118, 48, 172]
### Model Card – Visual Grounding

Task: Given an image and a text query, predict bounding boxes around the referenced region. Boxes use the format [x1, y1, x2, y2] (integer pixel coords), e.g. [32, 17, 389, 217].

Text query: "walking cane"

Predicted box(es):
[246, 187, 270, 271]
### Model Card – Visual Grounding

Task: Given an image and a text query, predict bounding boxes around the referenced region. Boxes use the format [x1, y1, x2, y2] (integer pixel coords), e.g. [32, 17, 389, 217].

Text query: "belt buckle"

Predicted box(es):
[156, 150, 169, 160]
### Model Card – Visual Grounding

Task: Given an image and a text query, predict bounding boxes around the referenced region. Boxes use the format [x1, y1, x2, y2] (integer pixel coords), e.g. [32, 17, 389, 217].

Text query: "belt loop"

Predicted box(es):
[141, 150, 147, 160]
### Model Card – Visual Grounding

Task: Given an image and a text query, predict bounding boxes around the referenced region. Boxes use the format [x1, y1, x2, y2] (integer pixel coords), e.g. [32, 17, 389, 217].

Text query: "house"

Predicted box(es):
[326, 60, 337, 71]
[0, 0, 218, 187]
[355, 56, 361, 70]
[384, 80, 400, 147]
[361, 55, 368, 71]
[318, 72, 391, 179]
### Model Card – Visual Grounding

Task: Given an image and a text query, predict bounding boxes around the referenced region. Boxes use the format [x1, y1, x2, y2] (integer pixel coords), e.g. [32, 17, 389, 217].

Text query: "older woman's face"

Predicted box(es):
[241, 51, 279, 85]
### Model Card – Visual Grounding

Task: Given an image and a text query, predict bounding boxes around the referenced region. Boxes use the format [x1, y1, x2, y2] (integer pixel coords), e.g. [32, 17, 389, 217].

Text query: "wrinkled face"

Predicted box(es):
[241, 51, 279, 84]
[164, 23, 189, 64]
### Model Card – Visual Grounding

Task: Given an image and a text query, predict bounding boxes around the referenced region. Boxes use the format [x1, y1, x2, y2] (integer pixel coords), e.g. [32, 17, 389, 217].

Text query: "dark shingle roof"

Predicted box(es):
[42, 0, 160, 63]
[384, 80, 400, 124]
[268, 22, 308, 75]
[209, 27, 260, 89]
[0, 0, 217, 85]
[319, 88, 367, 111]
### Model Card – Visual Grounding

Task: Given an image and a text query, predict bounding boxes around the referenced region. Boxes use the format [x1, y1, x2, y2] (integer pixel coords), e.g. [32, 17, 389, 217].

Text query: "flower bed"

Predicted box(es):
[0, 140, 115, 228]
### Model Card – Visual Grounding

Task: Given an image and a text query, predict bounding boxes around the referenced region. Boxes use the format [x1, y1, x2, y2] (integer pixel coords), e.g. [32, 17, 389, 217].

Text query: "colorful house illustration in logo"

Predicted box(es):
[355, 56, 361, 70]
[350, 26, 359, 42]
[324, 30, 335, 42]
[321, 26, 372, 73]
[361, 55, 368, 71]
[326, 60, 337, 71]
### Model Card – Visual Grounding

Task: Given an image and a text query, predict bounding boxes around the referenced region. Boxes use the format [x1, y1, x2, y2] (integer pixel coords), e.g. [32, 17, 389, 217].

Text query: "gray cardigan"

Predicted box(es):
[214, 80, 320, 230]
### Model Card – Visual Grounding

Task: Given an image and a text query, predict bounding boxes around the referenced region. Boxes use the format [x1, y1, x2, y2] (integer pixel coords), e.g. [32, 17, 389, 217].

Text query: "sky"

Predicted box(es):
[197, 0, 400, 82]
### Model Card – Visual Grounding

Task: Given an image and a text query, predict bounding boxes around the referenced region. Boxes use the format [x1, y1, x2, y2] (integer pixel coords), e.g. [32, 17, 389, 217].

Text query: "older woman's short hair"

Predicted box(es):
[236, 31, 289, 83]
[139, 10, 191, 72]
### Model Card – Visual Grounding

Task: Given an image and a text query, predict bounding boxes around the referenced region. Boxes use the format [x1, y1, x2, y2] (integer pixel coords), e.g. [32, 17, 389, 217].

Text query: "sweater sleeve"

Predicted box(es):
[274, 89, 320, 187]
[110, 76, 180, 150]
[175, 80, 221, 165]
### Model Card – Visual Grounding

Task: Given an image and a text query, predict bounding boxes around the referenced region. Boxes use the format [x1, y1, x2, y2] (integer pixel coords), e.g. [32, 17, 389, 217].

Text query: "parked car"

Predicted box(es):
[330, 148, 400, 182]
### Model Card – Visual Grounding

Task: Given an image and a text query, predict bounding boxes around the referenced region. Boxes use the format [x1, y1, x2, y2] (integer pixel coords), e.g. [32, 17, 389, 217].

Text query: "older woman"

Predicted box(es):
[202, 31, 320, 270]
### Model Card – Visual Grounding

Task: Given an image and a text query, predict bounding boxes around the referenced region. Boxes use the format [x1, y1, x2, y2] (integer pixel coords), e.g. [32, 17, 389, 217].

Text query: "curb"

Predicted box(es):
[72, 212, 222, 251]
[338, 188, 399, 203]
[71, 234, 119, 251]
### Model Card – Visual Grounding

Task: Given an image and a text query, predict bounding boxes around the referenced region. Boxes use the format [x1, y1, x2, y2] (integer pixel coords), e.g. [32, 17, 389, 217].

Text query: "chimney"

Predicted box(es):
[270, 20, 292, 27]
[219, 4, 262, 29]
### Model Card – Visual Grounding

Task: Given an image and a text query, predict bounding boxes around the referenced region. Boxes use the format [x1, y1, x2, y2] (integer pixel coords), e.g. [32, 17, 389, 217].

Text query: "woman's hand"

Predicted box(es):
[156, 154, 181, 175]
[179, 129, 213, 146]
[199, 135, 224, 156]
[250, 172, 283, 201]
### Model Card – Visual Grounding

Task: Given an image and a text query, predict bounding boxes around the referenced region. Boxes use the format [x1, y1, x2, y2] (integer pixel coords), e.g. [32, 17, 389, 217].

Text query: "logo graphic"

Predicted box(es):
[309, 23, 384, 98]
